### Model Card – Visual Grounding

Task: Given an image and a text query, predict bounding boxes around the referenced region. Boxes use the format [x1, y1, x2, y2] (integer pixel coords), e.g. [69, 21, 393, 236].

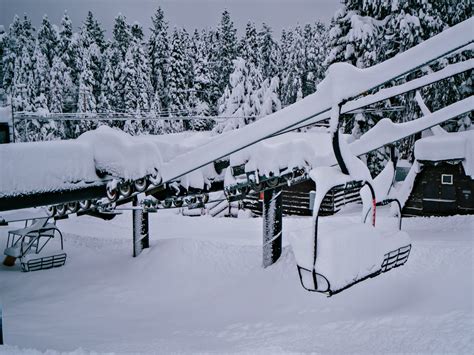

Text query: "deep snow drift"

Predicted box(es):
[0, 210, 472, 353]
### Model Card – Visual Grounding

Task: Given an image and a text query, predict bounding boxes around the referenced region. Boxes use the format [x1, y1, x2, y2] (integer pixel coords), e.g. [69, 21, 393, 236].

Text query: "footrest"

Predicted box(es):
[21, 253, 67, 272]
[381, 245, 411, 273]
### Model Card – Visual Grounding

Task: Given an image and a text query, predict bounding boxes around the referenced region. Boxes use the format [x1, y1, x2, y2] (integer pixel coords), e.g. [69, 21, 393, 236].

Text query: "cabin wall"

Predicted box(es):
[403, 161, 474, 217]
[244, 180, 362, 217]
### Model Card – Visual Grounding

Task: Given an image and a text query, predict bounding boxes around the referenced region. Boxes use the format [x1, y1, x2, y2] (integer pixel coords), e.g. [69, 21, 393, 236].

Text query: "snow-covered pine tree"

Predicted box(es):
[216, 10, 238, 96]
[12, 46, 35, 112]
[80, 12, 105, 107]
[49, 55, 67, 113]
[432, 0, 472, 27]
[111, 14, 132, 113]
[280, 25, 304, 105]
[20, 14, 36, 55]
[0, 26, 5, 89]
[121, 46, 141, 134]
[2, 15, 36, 93]
[312, 21, 328, 88]
[214, 56, 263, 133]
[258, 23, 280, 81]
[240, 22, 260, 68]
[148, 7, 170, 113]
[77, 46, 96, 115]
[204, 28, 222, 115]
[112, 14, 131, 63]
[167, 28, 191, 132]
[2, 16, 21, 92]
[120, 23, 154, 135]
[186, 29, 213, 131]
[37, 15, 59, 67]
[97, 47, 115, 114]
[58, 11, 78, 112]
[326, 4, 382, 69]
[258, 76, 281, 117]
[32, 41, 50, 109]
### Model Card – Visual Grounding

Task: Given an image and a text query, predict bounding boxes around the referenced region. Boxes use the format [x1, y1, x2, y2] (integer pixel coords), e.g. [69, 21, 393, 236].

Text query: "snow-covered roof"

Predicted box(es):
[414, 130, 474, 177]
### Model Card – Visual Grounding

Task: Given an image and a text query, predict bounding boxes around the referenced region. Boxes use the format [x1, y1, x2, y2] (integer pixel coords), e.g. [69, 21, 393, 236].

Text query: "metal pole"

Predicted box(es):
[10, 104, 15, 143]
[262, 187, 283, 267]
[132, 198, 150, 257]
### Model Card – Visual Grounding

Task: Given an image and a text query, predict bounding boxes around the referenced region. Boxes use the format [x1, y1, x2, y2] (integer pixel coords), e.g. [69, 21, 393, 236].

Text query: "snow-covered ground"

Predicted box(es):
[0, 210, 472, 354]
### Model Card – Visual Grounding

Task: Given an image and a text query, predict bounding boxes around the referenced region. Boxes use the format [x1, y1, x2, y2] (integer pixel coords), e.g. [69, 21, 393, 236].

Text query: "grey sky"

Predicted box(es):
[0, 0, 340, 37]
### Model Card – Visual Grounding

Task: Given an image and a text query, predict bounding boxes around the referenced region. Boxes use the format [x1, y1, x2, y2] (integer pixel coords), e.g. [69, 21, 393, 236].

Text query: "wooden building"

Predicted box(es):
[402, 131, 474, 217]
[244, 179, 362, 217]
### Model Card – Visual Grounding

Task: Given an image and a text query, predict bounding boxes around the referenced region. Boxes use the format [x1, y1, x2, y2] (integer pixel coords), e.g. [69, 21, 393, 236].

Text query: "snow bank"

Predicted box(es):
[414, 130, 474, 177]
[0, 140, 98, 197]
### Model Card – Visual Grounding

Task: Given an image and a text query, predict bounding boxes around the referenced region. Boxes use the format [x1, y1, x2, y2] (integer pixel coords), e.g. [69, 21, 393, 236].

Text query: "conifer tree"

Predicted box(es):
[167, 28, 190, 132]
[77, 47, 96, 114]
[215, 57, 263, 133]
[97, 47, 115, 113]
[112, 14, 131, 62]
[187, 29, 214, 130]
[2, 15, 35, 92]
[111, 14, 132, 112]
[148, 7, 170, 112]
[258, 23, 279, 80]
[58, 11, 78, 112]
[216, 11, 238, 94]
[12, 46, 35, 111]
[49, 56, 67, 113]
[240, 22, 260, 67]
[32, 41, 50, 107]
[37, 15, 58, 66]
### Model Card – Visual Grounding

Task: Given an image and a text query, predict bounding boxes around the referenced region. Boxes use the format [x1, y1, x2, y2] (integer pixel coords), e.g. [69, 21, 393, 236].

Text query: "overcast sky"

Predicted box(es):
[0, 0, 340, 37]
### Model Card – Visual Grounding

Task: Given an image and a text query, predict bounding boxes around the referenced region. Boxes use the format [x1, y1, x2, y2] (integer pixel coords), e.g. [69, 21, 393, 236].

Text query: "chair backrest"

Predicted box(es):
[26, 218, 49, 229]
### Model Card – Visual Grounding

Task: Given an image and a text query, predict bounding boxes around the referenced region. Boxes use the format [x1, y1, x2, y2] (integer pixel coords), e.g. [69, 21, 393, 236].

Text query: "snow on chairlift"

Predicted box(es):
[290, 170, 411, 296]
[3, 217, 67, 272]
[289, 121, 411, 296]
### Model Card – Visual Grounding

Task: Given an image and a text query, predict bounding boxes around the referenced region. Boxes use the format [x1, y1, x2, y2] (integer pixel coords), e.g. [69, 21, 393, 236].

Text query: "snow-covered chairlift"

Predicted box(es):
[3, 217, 66, 272]
[289, 113, 411, 296]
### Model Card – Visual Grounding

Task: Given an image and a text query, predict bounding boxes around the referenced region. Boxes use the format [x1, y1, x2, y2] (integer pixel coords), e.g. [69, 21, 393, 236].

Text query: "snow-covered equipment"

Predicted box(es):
[290, 109, 412, 295]
[3, 217, 66, 272]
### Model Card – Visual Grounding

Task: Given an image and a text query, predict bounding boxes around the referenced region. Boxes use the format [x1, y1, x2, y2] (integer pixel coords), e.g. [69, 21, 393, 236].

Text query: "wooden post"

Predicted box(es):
[262, 187, 282, 267]
[132, 198, 149, 257]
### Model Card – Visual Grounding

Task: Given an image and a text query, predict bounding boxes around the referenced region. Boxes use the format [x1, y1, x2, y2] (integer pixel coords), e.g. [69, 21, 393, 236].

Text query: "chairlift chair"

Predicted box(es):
[3, 217, 67, 272]
[289, 109, 411, 296]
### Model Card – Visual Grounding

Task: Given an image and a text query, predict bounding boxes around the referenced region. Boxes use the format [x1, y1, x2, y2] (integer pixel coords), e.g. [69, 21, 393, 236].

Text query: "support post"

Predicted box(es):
[132, 198, 149, 257]
[262, 187, 282, 267]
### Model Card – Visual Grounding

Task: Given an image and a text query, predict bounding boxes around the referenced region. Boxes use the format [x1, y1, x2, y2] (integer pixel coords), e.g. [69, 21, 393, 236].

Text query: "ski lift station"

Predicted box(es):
[0, 20, 472, 299]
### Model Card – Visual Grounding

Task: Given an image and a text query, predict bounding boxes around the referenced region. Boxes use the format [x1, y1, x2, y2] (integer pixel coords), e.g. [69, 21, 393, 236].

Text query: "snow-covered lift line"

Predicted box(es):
[281, 58, 473, 133]
[351, 96, 474, 156]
